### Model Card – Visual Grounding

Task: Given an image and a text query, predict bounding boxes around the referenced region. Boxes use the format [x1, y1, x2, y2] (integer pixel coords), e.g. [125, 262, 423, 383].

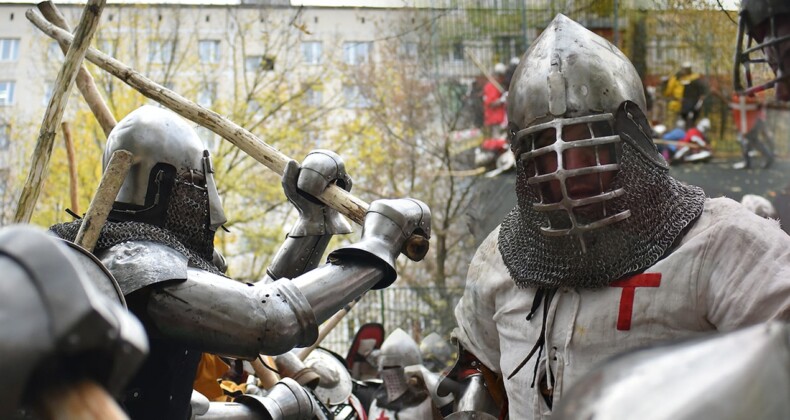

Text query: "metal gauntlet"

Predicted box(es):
[328, 198, 431, 289]
[284, 150, 353, 237]
[268, 151, 353, 280]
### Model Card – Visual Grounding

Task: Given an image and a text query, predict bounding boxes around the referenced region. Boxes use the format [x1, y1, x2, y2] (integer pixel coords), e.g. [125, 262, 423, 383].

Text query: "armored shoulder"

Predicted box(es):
[96, 241, 189, 295]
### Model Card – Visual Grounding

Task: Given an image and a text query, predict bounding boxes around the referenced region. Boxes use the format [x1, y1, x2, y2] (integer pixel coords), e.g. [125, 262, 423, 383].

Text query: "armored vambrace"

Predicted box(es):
[141, 198, 431, 358]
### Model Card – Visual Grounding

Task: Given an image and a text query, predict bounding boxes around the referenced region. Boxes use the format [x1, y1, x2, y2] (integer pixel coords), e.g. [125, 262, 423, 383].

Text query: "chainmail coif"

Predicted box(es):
[50, 176, 223, 276]
[498, 140, 706, 289]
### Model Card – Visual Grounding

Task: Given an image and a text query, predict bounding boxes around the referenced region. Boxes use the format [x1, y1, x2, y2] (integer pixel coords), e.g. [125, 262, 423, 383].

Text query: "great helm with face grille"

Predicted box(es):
[104, 105, 226, 231]
[734, 0, 790, 96]
[508, 14, 647, 249]
[378, 328, 422, 369]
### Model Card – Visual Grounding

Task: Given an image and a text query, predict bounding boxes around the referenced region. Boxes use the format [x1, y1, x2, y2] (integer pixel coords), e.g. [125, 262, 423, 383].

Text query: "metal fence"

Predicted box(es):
[320, 287, 465, 356]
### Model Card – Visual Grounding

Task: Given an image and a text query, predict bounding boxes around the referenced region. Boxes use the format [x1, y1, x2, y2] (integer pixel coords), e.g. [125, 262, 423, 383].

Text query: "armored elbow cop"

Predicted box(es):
[328, 198, 431, 289]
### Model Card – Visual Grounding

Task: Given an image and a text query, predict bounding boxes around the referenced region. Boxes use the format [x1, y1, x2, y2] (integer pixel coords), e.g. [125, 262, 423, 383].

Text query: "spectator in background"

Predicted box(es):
[467, 76, 486, 129]
[673, 118, 712, 163]
[664, 62, 708, 129]
[731, 94, 774, 169]
[482, 63, 508, 140]
[655, 119, 686, 162]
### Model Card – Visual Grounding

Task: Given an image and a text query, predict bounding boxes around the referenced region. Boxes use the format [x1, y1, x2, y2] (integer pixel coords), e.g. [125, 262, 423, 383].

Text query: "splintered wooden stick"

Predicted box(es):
[74, 150, 133, 252]
[62, 122, 79, 214]
[38, 1, 117, 137]
[14, 0, 106, 224]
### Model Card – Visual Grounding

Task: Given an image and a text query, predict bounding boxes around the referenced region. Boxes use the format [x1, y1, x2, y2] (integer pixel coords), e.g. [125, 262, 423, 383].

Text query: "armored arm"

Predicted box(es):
[266, 151, 353, 281]
[441, 343, 501, 419]
[192, 377, 319, 420]
[142, 198, 431, 358]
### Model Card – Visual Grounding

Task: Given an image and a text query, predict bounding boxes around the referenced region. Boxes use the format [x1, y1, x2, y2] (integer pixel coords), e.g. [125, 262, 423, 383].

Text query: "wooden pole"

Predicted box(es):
[74, 150, 133, 252]
[38, 1, 116, 138]
[14, 0, 106, 224]
[251, 356, 280, 390]
[26, 9, 430, 261]
[61, 122, 79, 214]
[465, 49, 505, 93]
[297, 299, 359, 361]
[36, 379, 128, 420]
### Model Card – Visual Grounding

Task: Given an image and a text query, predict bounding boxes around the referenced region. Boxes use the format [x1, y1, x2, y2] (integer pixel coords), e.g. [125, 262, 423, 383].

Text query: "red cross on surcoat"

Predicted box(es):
[376, 411, 391, 420]
[610, 273, 662, 331]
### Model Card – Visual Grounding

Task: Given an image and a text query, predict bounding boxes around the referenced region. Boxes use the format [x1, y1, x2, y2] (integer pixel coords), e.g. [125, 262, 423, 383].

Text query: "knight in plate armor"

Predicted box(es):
[451, 14, 790, 419]
[50, 105, 431, 419]
[367, 329, 443, 420]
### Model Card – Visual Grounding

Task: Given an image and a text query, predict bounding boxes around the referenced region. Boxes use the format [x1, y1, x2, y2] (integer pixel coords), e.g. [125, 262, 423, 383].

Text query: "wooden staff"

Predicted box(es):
[74, 150, 133, 252]
[465, 49, 505, 93]
[62, 122, 79, 214]
[26, 10, 429, 260]
[36, 379, 129, 420]
[38, 1, 117, 137]
[14, 0, 106, 224]
[251, 356, 280, 390]
[297, 299, 359, 361]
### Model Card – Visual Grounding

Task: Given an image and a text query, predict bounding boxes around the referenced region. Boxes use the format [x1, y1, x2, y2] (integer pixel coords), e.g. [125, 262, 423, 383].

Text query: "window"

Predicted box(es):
[0, 81, 14, 106]
[401, 41, 418, 60]
[0, 124, 8, 149]
[343, 84, 370, 109]
[43, 81, 54, 106]
[198, 40, 220, 64]
[304, 85, 323, 107]
[148, 40, 175, 63]
[301, 41, 322, 65]
[343, 42, 371, 65]
[0, 38, 19, 61]
[198, 82, 217, 107]
[451, 40, 464, 61]
[245, 55, 275, 72]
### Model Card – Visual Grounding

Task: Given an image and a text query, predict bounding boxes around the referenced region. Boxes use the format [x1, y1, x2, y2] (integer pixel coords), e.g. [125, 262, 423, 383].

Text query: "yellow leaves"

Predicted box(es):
[291, 22, 312, 35]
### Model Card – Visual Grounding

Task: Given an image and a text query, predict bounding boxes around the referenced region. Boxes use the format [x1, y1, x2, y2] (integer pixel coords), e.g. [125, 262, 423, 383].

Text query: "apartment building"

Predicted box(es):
[0, 0, 449, 221]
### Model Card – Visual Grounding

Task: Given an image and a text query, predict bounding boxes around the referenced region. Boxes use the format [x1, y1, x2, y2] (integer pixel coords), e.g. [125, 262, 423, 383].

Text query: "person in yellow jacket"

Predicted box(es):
[663, 63, 707, 127]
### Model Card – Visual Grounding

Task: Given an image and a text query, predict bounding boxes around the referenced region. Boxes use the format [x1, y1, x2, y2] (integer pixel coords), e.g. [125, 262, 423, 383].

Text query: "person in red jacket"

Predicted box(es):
[672, 118, 713, 163]
[482, 63, 508, 140]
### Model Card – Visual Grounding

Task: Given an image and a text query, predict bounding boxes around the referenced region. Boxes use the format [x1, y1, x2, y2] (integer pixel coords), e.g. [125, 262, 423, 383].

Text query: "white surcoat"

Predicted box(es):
[455, 197, 790, 419]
